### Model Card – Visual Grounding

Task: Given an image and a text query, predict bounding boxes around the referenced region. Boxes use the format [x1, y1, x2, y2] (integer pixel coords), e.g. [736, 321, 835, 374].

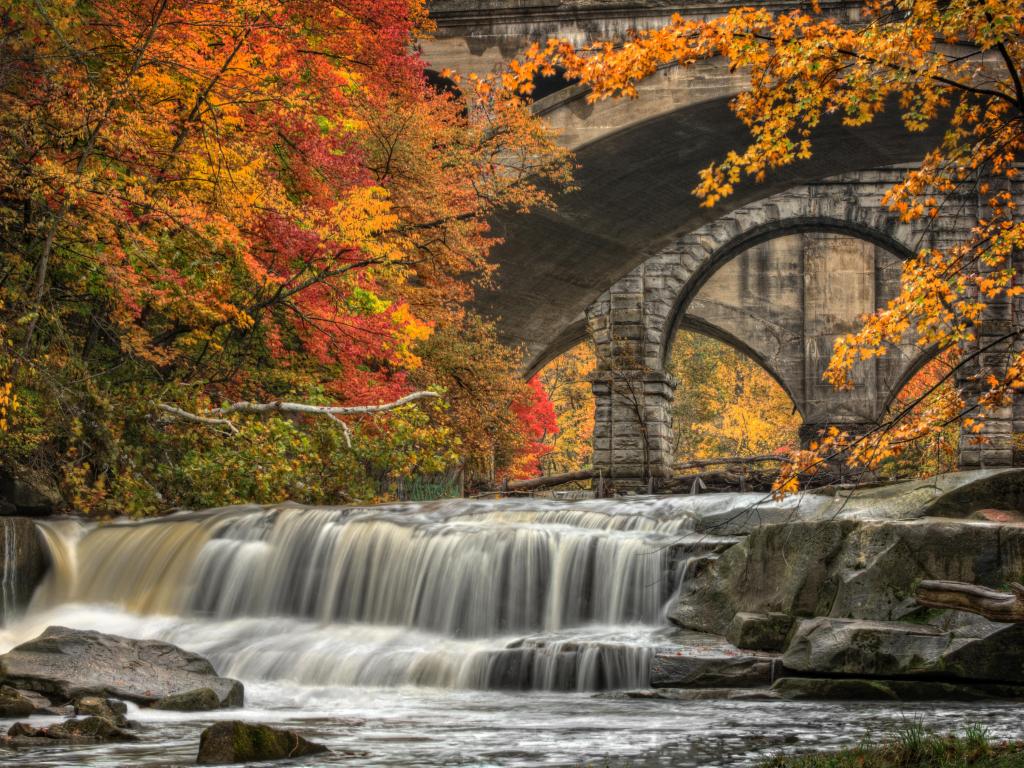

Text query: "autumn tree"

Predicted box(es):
[668, 332, 800, 462]
[0, 0, 570, 513]
[536, 342, 596, 476]
[499, 0, 1024, 492]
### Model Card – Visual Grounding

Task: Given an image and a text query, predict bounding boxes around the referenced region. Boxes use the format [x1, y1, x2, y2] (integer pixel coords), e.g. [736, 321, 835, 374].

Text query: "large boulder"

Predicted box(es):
[672, 517, 1024, 634]
[0, 626, 243, 707]
[782, 617, 1024, 685]
[0, 518, 48, 624]
[196, 721, 329, 764]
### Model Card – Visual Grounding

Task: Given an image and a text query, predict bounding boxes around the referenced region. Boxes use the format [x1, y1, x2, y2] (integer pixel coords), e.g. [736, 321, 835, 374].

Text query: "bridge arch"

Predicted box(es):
[583, 170, 968, 486]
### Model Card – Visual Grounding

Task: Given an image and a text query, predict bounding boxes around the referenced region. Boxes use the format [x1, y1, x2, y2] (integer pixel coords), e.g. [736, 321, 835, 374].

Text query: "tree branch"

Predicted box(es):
[157, 403, 239, 435]
[209, 391, 440, 417]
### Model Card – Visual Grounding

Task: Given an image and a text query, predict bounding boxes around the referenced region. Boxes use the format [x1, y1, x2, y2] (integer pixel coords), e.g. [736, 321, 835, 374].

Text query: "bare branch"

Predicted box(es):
[157, 403, 239, 435]
[209, 391, 440, 417]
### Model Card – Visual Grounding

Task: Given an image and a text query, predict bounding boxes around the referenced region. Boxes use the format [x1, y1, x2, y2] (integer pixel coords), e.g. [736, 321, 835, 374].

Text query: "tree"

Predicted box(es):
[536, 342, 596, 475]
[0, 0, 570, 513]
[668, 331, 800, 461]
[498, 0, 1024, 493]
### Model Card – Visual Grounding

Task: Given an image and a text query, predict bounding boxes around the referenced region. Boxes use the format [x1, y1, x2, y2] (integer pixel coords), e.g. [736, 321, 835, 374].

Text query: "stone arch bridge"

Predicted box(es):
[423, 1, 1024, 485]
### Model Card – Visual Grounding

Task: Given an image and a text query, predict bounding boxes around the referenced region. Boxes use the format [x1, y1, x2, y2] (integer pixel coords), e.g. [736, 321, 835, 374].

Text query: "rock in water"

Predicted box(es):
[152, 687, 221, 712]
[0, 685, 36, 717]
[196, 721, 329, 764]
[0, 626, 243, 707]
[4, 716, 138, 746]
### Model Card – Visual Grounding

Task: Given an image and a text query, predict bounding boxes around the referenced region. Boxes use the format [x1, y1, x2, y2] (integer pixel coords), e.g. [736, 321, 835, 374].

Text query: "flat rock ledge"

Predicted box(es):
[0, 626, 243, 710]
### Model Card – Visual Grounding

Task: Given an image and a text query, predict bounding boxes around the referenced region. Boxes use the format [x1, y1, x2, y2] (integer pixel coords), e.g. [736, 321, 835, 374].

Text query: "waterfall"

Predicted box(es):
[19, 496, 740, 692]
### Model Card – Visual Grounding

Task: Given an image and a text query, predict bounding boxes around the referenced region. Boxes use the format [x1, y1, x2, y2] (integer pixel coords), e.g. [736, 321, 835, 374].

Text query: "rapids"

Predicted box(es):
[1, 494, 1020, 766]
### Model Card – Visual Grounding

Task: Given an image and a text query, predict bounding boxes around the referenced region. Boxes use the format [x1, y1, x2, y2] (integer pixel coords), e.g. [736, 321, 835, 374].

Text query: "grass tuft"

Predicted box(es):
[759, 723, 1024, 768]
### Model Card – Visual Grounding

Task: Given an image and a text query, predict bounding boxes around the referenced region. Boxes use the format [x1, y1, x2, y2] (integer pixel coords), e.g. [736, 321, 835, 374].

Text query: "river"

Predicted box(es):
[0, 496, 1017, 766]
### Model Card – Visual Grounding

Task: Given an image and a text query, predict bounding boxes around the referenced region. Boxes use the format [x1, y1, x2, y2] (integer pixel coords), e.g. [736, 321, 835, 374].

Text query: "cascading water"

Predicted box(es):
[12, 496, 736, 693]
[5, 493, 1024, 768]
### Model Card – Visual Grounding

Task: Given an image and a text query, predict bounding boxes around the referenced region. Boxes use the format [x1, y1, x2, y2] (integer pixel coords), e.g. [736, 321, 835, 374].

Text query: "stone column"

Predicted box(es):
[591, 369, 676, 491]
[587, 258, 678, 491]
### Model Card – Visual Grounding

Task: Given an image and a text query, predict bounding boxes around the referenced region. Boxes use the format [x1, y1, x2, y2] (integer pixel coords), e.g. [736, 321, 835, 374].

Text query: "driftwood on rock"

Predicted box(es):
[916, 579, 1024, 622]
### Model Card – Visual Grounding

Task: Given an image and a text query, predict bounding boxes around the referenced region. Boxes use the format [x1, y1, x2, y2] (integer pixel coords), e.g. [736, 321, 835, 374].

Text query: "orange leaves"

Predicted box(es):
[485, 0, 1016, 490]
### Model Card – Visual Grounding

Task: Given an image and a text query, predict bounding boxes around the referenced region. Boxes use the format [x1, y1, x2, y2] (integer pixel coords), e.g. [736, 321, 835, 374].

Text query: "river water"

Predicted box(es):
[0, 496, 1019, 766]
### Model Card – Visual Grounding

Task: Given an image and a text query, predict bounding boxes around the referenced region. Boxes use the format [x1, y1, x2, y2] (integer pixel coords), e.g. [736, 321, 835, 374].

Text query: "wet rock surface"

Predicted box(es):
[782, 617, 1024, 685]
[195, 721, 329, 764]
[152, 687, 222, 712]
[726, 611, 794, 652]
[0, 626, 244, 708]
[0, 517, 48, 622]
[3, 716, 138, 747]
[650, 652, 777, 688]
[770, 676, 1024, 701]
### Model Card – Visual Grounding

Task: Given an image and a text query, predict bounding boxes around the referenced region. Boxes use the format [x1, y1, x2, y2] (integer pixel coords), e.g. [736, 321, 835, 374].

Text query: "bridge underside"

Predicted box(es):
[475, 99, 941, 374]
[422, 6, 1024, 484]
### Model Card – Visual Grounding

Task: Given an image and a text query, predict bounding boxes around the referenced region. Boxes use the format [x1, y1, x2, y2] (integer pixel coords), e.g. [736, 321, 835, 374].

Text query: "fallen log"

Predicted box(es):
[674, 455, 786, 471]
[915, 579, 1024, 622]
[501, 469, 598, 493]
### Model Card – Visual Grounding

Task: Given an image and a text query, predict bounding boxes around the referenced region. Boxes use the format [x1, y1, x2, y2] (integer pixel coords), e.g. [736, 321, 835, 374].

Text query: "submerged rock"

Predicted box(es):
[3, 716, 138, 747]
[195, 721, 329, 764]
[0, 626, 243, 708]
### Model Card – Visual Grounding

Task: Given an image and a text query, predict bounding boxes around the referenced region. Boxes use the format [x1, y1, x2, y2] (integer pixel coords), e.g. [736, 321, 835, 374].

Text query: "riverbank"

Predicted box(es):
[760, 725, 1024, 768]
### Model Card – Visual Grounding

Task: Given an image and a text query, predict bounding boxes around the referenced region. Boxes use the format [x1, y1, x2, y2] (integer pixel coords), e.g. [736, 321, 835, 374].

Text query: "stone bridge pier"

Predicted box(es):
[585, 170, 1024, 488]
